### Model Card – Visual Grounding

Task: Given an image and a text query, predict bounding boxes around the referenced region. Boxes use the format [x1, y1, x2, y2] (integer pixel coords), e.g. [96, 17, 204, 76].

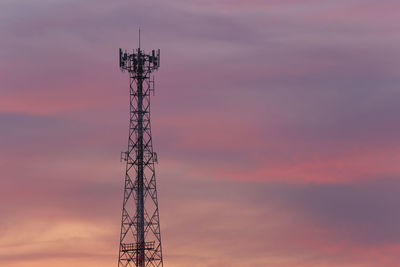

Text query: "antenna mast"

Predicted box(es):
[117, 41, 163, 267]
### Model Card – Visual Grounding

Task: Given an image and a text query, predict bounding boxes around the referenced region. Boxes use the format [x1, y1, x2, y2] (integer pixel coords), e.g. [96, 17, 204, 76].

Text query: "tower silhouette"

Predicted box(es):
[117, 44, 163, 267]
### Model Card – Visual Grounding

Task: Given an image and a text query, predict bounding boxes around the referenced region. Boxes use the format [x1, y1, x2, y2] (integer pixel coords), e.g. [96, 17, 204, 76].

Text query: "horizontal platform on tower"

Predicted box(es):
[121, 241, 155, 252]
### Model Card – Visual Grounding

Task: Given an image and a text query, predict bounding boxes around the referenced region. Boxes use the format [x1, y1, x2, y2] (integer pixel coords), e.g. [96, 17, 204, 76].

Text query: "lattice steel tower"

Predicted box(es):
[117, 44, 163, 267]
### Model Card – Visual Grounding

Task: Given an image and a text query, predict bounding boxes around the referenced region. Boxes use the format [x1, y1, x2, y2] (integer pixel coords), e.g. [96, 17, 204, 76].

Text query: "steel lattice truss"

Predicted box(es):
[118, 47, 163, 267]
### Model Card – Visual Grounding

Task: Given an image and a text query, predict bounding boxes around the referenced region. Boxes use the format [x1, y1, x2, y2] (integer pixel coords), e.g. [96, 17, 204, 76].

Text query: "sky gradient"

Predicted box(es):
[1, 0, 400, 266]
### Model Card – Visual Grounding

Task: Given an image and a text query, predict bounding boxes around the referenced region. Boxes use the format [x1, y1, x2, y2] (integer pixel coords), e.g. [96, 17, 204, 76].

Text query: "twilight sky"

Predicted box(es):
[1, 0, 400, 266]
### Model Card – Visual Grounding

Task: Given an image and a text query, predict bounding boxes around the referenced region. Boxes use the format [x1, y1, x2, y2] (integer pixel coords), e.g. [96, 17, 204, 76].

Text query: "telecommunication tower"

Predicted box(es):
[117, 43, 163, 267]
